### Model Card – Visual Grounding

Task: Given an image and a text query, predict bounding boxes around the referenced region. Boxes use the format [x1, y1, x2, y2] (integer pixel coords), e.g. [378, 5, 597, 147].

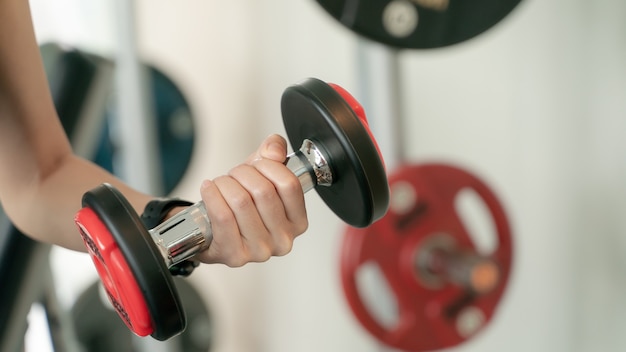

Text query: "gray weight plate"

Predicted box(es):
[72, 278, 213, 352]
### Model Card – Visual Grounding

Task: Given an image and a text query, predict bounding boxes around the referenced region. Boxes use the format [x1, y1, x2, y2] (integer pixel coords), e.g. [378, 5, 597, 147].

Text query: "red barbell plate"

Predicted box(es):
[340, 163, 513, 351]
[328, 83, 385, 171]
[75, 183, 185, 341]
[75, 207, 153, 336]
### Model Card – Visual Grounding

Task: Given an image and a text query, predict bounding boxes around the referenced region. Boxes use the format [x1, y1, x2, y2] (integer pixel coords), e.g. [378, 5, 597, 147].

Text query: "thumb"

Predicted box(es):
[246, 134, 288, 163]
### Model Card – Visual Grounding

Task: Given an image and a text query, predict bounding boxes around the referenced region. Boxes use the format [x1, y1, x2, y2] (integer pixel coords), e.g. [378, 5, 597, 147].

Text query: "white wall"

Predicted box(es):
[29, 0, 626, 351]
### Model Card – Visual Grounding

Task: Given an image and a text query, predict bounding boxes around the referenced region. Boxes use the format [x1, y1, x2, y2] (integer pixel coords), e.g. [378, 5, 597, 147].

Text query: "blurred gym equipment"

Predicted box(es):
[315, 0, 522, 49]
[72, 278, 212, 352]
[313, 1, 519, 351]
[341, 163, 512, 351]
[41, 42, 196, 196]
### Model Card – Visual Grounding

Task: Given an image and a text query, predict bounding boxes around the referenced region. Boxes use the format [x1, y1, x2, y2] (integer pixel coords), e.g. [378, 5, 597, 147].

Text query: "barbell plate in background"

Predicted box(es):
[315, 0, 522, 49]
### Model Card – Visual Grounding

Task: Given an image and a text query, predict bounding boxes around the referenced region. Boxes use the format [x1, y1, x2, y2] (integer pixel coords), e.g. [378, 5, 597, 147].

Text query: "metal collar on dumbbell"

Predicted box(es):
[286, 139, 333, 192]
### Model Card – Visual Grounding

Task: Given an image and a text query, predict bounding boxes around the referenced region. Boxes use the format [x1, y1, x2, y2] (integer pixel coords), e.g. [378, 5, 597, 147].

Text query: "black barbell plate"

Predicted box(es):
[71, 278, 213, 352]
[281, 78, 389, 228]
[315, 0, 522, 49]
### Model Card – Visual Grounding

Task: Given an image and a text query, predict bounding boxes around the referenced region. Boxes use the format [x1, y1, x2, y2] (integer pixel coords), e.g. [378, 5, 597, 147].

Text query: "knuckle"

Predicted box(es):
[211, 207, 235, 226]
[252, 183, 277, 202]
[225, 253, 248, 268]
[230, 192, 252, 211]
[251, 244, 272, 263]
[295, 218, 309, 235]
[279, 174, 302, 194]
[272, 234, 294, 257]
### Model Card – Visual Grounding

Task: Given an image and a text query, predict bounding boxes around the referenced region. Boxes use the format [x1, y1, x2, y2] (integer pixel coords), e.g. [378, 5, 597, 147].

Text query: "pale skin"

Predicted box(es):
[0, 0, 308, 267]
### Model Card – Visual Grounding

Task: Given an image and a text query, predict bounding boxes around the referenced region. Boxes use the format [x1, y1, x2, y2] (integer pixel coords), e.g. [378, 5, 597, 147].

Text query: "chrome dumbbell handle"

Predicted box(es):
[149, 139, 332, 267]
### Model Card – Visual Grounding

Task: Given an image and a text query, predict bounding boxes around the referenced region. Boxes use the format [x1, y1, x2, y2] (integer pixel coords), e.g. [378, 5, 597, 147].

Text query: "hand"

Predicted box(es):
[194, 134, 308, 267]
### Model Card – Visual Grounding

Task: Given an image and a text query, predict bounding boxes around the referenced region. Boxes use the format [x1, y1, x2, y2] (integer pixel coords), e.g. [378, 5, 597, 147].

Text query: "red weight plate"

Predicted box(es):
[77, 183, 185, 341]
[328, 83, 385, 170]
[340, 163, 513, 351]
[75, 207, 153, 337]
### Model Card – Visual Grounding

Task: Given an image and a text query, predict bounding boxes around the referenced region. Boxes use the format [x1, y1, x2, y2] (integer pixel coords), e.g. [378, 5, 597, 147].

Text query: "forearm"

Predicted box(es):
[0, 0, 152, 251]
[2, 154, 153, 252]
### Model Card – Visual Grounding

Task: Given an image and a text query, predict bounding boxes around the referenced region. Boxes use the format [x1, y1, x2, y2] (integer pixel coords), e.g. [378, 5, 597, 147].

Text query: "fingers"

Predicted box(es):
[230, 165, 291, 253]
[193, 179, 245, 266]
[196, 140, 308, 266]
[246, 134, 289, 164]
[196, 177, 271, 267]
[245, 133, 307, 230]
[249, 158, 307, 230]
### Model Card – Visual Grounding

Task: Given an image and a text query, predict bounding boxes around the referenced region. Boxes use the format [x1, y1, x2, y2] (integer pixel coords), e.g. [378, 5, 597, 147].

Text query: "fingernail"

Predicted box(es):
[268, 142, 284, 159]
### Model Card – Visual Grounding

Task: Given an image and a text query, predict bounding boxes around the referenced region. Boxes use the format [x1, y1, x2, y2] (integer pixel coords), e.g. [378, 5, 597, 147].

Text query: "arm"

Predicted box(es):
[0, 0, 152, 251]
[0, 0, 308, 262]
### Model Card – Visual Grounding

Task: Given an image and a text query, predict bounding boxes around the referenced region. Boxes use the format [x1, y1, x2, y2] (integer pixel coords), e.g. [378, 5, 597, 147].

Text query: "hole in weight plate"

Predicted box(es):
[454, 188, 497, 255]
[356, 261, 399, 330]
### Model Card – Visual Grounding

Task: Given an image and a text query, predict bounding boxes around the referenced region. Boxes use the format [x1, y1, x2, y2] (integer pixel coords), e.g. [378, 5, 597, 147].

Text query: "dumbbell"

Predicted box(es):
[74, 78, 390, 341]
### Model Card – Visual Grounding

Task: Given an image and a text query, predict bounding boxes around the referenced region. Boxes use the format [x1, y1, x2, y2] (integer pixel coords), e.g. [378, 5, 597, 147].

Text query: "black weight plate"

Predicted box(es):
[281, 78, 389, 227]
[72, 278, 213, 352]
[315, 0, 522, 49]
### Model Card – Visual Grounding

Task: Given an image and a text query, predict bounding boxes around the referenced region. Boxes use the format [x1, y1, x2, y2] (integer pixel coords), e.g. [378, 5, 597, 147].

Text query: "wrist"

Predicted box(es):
[141, 197, 199, 276]
[141, 198, 193, 229]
